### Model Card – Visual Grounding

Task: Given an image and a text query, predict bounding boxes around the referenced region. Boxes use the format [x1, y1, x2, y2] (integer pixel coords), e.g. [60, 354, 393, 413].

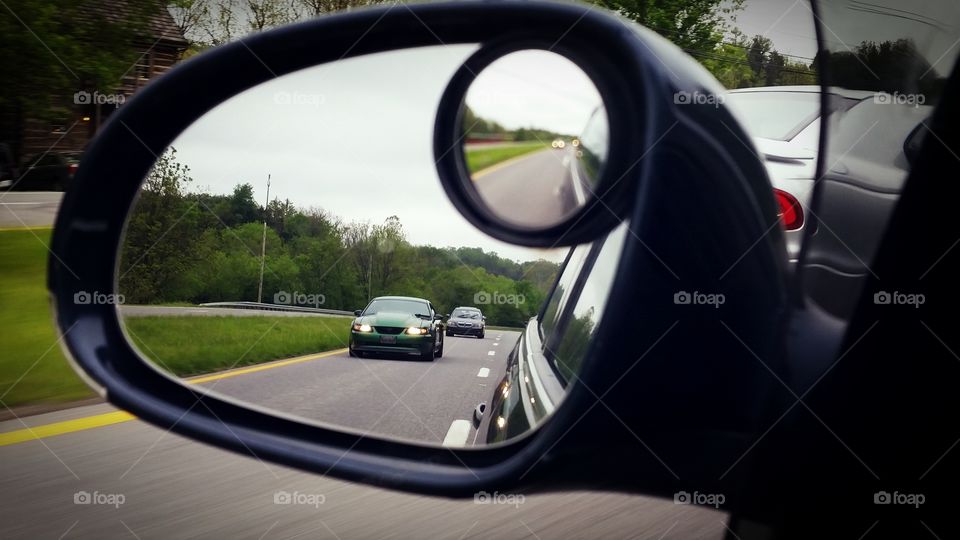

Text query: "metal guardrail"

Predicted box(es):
[198, 301, 354, 316]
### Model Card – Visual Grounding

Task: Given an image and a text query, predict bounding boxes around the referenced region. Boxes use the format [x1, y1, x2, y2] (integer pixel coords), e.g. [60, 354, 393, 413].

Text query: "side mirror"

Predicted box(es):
[48, 0, 786, 503]
[434, 314, 443, 321]
[353, 309, 362, 317]
[482, 316, 487, 321]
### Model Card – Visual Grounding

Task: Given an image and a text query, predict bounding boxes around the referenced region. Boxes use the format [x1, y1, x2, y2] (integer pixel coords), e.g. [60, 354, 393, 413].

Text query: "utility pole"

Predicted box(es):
[257, 174, 271, 303]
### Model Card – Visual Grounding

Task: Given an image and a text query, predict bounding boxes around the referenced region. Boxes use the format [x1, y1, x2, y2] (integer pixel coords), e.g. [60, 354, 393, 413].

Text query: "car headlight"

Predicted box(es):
[405, 327, 428, 335]
[353, 323, 372, 332]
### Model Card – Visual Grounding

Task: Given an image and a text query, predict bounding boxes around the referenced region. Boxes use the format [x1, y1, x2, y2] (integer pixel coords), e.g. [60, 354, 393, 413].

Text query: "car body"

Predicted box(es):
[445, 306, 485, 338]
[15, 151, 81, 191]
[46, 1, 960, 537]
[726, 86, 932, 315]
[551, 138, 565, 149]
[348, 295, 444, 361]
[725, 86, 874, 261]
[483, 222, 628, 442]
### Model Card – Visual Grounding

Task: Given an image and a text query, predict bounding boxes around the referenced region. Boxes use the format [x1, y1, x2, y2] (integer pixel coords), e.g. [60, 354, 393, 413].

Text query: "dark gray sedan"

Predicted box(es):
[444, 306, 485, 338]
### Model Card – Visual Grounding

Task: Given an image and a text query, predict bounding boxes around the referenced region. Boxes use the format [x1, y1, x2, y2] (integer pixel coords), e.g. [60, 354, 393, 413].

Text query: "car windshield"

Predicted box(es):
[452, 309, 480, 319]
[724, 91, 821, 141]
[363, 299, 427, 316]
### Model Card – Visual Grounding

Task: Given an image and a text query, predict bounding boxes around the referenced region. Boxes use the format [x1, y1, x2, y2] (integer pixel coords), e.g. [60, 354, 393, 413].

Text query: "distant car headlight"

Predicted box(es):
[405, 327, 428, 335]
[353, 323, 372, 332]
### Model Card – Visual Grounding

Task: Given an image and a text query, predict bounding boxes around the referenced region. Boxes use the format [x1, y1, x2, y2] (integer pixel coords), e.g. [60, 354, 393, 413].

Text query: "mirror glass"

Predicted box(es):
[461, 50, 608, 228]
[115, 46, 624, 448]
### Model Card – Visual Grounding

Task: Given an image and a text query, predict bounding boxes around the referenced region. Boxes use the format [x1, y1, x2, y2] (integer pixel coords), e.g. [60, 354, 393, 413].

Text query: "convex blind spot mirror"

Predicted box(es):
[460, 49, 609, 229]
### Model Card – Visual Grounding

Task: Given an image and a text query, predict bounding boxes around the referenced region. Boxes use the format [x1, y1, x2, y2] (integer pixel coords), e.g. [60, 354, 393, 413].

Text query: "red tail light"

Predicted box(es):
[773, 188, 803, 230]
[67, 163, 79, 176]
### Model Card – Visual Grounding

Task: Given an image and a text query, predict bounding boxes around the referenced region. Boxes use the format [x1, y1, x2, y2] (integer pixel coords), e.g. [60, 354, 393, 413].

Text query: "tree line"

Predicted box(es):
[119, 149, 560, 327]
[1, 0, 814, 129]
[462, 106, 572, 142]
[170, 0, 816, 88]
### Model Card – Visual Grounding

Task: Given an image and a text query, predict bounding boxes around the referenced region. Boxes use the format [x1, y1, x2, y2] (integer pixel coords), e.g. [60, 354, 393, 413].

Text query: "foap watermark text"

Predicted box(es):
[674, 290, 725, 308]
[274, 290, 325, 307]
[474, 291, 525, 306]
[74, 490, 125, 508]
[274, 490, 325, 508]
[674, 490, 725, 509]
[474, 491, 525, 507]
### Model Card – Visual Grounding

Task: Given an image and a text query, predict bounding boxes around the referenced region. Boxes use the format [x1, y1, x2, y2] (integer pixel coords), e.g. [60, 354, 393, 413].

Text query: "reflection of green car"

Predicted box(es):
[348, 296, 445, 361]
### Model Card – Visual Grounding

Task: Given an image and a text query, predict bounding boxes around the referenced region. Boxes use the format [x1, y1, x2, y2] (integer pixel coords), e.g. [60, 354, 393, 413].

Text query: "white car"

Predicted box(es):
[726, 86, 877, 260]
[727, 85, 931, 316]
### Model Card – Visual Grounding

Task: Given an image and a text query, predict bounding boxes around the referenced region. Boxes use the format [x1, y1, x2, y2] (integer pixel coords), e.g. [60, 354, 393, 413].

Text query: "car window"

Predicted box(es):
[540, 243, 592, 340]
[547, 223, 628, 383]
[577, 105, 609, 183]
[724, 91, 820, 141]
[451, 309, 480, 319]
[800, 1, 958, 319]
[363, 299, 427, 315]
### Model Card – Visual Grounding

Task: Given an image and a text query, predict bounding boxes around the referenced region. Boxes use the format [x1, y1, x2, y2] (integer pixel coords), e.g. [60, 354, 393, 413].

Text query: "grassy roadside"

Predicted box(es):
[464, 141, 546, 174]
[124, 316, 351, 377]
[0, 229, 93, 407]
[0, 228, 351, 408]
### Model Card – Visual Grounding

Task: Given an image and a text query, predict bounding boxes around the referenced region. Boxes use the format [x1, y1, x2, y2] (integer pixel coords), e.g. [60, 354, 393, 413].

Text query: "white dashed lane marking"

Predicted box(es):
[487, 351, 495, 356]
[477, 367, 490, 378]
[442, 419, 472, 447]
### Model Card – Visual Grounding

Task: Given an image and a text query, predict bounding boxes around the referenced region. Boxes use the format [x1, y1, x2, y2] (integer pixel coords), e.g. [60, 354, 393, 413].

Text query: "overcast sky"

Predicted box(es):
[163, 0, 958, 265]
[465, 50, 603, 134]
[734, 0, 959, 75]
[168, 45, 576, 263]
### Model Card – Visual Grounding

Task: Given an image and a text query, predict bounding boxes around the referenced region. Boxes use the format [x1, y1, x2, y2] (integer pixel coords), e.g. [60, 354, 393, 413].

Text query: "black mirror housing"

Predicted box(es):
[48, 0, 787, 503]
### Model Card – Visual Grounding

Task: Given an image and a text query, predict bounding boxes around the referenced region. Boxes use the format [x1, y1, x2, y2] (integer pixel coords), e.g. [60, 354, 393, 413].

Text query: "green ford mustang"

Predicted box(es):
[348, 296, 445, 361]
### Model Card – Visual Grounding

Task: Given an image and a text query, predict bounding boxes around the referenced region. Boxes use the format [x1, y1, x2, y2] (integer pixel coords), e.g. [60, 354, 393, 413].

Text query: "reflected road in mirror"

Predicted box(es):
[462, 49, 607, 228]
[469, 140, 585, 228]
[124, 303, 518, 446]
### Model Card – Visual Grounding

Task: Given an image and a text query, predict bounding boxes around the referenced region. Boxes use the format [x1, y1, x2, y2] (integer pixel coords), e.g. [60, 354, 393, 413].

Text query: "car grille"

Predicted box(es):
[375, 326, 404, 335]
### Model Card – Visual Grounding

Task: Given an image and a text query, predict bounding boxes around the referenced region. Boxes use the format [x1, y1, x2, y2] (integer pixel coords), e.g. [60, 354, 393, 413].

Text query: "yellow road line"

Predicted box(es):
[0, 411, 135, 447]
[0, 348, 347, 447]
[0, 225, 54, 232]
[187, 348, 346, 384]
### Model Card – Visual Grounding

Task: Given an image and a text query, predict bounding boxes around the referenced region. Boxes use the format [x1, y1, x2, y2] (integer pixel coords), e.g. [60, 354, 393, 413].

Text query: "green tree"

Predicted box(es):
[120, 148, 202, 303]
[0, 0, 154, 142]
[588, 0, 744, 55]
[119, 151, 561, 325]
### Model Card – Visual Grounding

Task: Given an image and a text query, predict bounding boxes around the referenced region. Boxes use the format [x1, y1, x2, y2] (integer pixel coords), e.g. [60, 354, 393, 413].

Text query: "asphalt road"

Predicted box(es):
[0, 191, 62, 227]
[0, 334, 727, 538]
[474, 147, 585, 227]
[200, 331, 510, 444]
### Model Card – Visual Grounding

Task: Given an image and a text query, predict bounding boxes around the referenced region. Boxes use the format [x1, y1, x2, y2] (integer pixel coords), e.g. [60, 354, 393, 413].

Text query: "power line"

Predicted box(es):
[632, 18, 817, 64]
[683, 48, 817, 77]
